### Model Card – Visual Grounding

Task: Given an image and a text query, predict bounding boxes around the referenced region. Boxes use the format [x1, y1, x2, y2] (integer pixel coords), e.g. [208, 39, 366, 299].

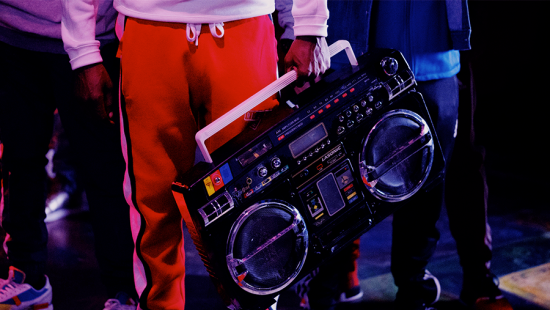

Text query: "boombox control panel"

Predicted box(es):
[172, 48, 444, 310]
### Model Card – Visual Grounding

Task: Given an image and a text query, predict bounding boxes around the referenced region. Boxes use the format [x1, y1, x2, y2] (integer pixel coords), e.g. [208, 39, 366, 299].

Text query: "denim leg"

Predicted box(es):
[391, 76, 459, 297]
[0, 41, 57, 284]
[54, 41, 136, 298]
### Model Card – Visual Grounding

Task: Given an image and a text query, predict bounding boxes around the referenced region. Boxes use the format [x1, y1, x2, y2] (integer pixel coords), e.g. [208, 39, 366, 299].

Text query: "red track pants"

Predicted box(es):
[118, 15, 278, 309]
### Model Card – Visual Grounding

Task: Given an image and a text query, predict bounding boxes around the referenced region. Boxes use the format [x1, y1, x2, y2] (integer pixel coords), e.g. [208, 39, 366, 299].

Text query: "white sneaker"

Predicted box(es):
[103, 292, 137, 310]
[0, 266, 53, 310]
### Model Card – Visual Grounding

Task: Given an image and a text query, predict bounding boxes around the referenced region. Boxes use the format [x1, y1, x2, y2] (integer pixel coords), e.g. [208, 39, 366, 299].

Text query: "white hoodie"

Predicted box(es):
[62, 0, 328, 70]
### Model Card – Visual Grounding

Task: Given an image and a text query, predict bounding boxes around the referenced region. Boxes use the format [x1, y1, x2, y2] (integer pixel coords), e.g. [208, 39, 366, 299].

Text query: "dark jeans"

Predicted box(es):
[0, 40, 135, 297]
[391, 76, 459, 291]
[446, 51, 493, 283]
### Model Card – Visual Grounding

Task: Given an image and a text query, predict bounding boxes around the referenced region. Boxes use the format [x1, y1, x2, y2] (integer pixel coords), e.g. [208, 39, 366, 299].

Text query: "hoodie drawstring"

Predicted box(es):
[186, 22, 225, 46]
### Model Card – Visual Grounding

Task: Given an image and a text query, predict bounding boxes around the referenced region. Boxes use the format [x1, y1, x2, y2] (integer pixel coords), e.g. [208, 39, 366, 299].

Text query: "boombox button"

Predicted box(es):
[345, 110, 352, 117]
[375, 101, 383, 109]
[338, 115, 345, 122]
[337, 126, 345, 135]
[353, 105, 360, 112]
[347, 120, 355, 128]
[360, 99, 367, 107]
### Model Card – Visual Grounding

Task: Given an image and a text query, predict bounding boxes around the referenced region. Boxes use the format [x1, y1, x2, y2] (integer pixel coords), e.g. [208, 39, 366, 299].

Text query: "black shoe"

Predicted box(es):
[394, 270, 441, 310]
[461, 273, 513, 310]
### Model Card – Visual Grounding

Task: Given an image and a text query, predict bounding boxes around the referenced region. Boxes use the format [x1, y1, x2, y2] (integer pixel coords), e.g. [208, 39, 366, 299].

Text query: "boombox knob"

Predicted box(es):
[271, 157, 282, 169]
[381, 57, 399, 76]
[257, 166, 268, 178]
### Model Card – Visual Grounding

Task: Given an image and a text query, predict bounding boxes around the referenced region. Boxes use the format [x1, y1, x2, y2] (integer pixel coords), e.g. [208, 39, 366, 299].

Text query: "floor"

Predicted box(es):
[1, 136, 548, 310]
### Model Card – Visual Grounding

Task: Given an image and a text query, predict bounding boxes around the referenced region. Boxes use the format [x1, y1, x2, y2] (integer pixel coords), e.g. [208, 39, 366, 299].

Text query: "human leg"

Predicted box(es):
[391, 76, 459, 309]
[446, 51, 512, 310]
[55, 40, 136, 300]
[119, 16, 277, 309]
[0, 41, 56, 307]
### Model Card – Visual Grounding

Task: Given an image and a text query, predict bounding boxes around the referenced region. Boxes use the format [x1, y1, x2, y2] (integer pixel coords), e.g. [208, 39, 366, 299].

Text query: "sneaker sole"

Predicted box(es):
[339, 290, 364, 303]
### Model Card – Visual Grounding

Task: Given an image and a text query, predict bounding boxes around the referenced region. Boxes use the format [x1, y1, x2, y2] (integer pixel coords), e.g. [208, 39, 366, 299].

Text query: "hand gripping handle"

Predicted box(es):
[196, 40, 358, 163]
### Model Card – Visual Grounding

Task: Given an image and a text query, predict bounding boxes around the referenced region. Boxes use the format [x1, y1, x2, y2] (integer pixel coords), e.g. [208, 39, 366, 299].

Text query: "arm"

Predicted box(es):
[61, 0, 115, 124]
[275, 0, 295, 41]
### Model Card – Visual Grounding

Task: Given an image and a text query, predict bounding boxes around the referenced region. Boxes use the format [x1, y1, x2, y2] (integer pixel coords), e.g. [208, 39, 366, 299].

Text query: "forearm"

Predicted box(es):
[61, 0, 103, 70]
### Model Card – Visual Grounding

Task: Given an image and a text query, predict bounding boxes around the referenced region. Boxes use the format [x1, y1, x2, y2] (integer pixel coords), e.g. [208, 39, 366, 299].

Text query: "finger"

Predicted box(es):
[103, 90, 115, 125]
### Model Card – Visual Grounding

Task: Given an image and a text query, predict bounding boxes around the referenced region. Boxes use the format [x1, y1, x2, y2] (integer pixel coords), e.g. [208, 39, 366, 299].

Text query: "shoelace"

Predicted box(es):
[0, 281, 24, 299]
[186, 22, 225, 46]
[104, 298, 136, 310]
[104, 299, 127, 310]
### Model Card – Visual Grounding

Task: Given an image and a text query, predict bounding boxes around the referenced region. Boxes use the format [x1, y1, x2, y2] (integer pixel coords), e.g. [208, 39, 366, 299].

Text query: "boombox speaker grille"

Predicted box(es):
[360, 109, 434, 202]
[226, 200, 308, 295]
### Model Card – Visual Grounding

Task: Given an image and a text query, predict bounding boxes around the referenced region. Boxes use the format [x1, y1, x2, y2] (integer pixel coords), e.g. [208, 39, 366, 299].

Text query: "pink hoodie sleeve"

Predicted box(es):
[61, 0, 103, 70]
[292, 0, 329, 37]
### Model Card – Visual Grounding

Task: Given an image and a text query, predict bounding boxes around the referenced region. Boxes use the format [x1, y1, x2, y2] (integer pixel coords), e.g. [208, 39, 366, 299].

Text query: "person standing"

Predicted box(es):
[298, 1, 512, 310]
[61, 0, 330, 308]
[0, 0, 136, 308]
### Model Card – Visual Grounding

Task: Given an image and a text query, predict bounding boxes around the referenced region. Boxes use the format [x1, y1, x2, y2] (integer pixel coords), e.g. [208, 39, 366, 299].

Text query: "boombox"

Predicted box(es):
[172, 42, 445, 310]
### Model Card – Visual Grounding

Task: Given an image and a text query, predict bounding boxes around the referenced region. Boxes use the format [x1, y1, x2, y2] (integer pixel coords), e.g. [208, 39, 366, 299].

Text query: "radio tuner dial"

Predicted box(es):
[257, 166, 268, 178]
[381, 56, 399, 76]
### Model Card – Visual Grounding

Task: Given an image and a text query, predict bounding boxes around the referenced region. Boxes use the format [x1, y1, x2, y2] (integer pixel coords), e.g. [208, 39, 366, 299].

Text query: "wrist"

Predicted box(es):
[296, 36, 318, 43]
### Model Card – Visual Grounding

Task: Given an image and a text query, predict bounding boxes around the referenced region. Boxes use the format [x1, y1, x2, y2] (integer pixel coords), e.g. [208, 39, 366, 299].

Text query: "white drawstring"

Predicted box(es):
[186, 22, 225, 47]
[186, 23, 202, 46]
[209, 22, 225, 38]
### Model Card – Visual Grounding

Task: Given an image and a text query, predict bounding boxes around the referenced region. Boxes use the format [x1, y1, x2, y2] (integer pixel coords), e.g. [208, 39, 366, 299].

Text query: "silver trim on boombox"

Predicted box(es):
[225, 200, 309, 295]
[359, 109, 434, 202]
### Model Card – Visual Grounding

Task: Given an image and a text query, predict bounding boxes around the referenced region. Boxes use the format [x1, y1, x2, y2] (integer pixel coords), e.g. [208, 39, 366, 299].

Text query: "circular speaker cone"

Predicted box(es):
[226, 200, 308, 295]
[359, 109, 434, 202]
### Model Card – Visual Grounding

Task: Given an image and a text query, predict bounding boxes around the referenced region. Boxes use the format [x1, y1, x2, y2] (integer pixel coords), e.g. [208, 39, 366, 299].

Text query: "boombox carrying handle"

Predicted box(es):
[196, 40, 358, 164]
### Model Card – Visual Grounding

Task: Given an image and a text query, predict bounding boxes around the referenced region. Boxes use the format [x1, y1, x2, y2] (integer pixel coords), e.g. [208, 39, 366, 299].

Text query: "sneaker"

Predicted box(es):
[422, 270, 441, 305]
[338, 285, 364, 303]
[0, 266, 53, 310]
[394, 270, 441, 310]
[265, 295, 278, 310]
[461, 274, 513, 310]
[103, 292, 137, 310]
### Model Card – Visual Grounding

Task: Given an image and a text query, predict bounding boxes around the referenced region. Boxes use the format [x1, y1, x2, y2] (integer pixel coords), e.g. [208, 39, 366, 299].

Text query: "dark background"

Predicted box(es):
[467, 0, 549, 204]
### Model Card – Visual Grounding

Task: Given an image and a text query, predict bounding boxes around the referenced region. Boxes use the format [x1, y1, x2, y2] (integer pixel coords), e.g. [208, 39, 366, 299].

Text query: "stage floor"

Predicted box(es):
[2, 142, 549, 310]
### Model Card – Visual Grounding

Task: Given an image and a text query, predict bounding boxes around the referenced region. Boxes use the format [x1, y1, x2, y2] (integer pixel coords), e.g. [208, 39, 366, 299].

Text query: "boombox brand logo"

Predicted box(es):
[322, 144, 343, 162]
